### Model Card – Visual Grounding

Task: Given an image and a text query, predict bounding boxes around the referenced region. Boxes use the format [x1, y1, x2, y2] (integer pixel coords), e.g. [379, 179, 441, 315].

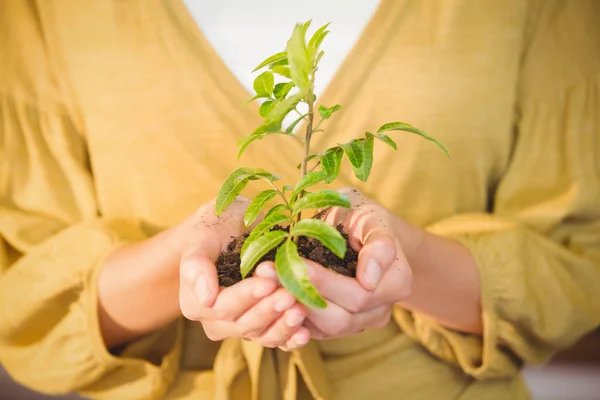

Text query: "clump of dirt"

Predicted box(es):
[216, 223, 358, 287]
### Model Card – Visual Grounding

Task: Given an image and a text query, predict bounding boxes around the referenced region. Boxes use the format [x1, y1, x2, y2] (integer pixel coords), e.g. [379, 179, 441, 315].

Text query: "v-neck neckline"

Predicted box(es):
[170, 0, 395, 136]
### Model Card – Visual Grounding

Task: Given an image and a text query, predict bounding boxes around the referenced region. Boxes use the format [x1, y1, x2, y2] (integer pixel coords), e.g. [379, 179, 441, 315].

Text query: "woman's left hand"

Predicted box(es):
[256, 188, 420, 340]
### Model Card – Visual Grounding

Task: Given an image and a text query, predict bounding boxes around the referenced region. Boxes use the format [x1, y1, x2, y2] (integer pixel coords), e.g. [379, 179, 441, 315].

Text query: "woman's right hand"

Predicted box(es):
[99, 197, 309, 351]
[178, 198, 311, 350]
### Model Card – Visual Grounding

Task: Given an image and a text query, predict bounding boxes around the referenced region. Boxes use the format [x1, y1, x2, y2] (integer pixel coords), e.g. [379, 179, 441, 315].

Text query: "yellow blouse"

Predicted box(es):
[1, 1, 599, 399]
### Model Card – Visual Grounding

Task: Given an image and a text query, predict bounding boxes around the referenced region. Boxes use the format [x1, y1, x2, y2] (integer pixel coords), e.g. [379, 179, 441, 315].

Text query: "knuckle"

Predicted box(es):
[213, 308, 234, 322]
[347, 291, 370, 313]
[399, 284, 412, 300]
[326, 315, 351, 336]
[373, 312, 393, 329]
[258, 339, 279, 348]
[180, 308, 199, 321]
[203, 328, 223, 342]
[237, 326, 261, 339]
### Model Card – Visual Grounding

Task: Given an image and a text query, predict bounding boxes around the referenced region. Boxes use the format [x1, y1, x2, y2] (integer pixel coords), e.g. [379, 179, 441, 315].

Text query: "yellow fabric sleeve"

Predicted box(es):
[394, 68, 600, 379]
[0, 94, 181, 399]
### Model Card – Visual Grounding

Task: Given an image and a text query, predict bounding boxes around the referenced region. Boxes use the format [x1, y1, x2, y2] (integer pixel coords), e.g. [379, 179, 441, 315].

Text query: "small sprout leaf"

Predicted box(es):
[377, 122, 449, 156]
[244, 190, 278, 227]
[292, 190, 351, 215]
[240, 230, 287, 278]
[290, 219, 346, 259]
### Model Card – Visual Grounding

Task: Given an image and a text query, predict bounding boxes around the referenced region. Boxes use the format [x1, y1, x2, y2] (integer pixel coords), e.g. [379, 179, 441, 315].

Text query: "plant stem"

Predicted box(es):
[268, 181, 291, 209]
[309, 160, 322, 172]
[294, 74, 316, 233]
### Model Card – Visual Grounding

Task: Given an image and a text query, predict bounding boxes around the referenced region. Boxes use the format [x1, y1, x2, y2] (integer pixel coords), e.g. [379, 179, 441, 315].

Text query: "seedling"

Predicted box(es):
[216, 21, 448, 308]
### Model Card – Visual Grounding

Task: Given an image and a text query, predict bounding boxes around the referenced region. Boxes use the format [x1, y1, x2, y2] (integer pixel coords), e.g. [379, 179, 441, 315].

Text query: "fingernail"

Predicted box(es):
[253, 284, 273, 298]
[286, 311, 304, 327]
[365, 259, 382, 289]
[255, 263, 278, 279]
[294, 333, 309, 346]
[194, 276, 210, 304]
[274, 293, 295, 312]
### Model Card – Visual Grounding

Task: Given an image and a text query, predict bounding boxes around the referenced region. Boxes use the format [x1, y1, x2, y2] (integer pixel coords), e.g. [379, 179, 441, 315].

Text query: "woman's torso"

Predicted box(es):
[3, 0, 539, 398]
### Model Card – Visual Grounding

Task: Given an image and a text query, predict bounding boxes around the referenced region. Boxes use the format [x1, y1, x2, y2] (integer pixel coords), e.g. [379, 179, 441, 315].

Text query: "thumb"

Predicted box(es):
[356, 230, 397, 291]
[179, 226, 221, 309]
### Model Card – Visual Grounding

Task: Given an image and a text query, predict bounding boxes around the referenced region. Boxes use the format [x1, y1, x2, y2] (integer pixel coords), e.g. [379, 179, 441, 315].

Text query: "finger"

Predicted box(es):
[206, 276, 277, 321]
[279, 326, 311, 351]
[234, 287, 297, 337]
[303, 319, 328, 340]
[356, 232, 397, 291]
[304, 259, 373, 313]
[368, 244, 412, 307]
[307, 304, 392, 339]
[180, 226, 222, 310]
[254, 261, 281, 285]
[254, 304, 307, 348]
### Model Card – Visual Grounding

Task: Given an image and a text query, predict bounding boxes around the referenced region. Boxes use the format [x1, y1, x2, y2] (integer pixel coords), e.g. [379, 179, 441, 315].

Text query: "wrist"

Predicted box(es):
[392, 215, 425, 265]
[98, 222, 187, 347]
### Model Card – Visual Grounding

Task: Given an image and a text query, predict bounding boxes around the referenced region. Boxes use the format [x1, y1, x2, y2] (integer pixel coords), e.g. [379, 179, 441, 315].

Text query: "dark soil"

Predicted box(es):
[216, 222, 358, 287]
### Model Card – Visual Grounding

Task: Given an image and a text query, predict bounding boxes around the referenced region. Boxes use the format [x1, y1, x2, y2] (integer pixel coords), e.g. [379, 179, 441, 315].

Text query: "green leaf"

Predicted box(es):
[259, 100, 275, 118]
[377, 122, 449, 156]
[290, 219, 346, 259]
[273, 82, 295, 100]
[286, 24, 311, 94]
[315, 50, 325, 66]
[246, 168, 280, 182]
[296, 154, 317, 169]
[244, 190, 278, 227]
[292, 190, 351, 215]
[240, 230, 287, 278]
[291, 171, 329, 198]
[302, 19, 312, 33]
[282, 185, 293, 192]
[237, 125, 291, 159]
[352, 137, 374, 182]
[366, 132, 397, 150]
[265, 93, 303, 126]
[319, 147, 343, 183]
[275, 240, 327, 308]
[308, 22, 331, 50]
[286, 113, 307, 133]
[253, 71, 274, 96]
[318, 104, 341, 120]
[264, 204, 290, 219]
[241, 210, 290, 257]
[215, 168, 253, 215]
[253, 51, 287, 72]
[270, 65, 292, 79]
[237, 135, 260, 159]
[242, 93, 271, 106]
[339, 139, 364, 168]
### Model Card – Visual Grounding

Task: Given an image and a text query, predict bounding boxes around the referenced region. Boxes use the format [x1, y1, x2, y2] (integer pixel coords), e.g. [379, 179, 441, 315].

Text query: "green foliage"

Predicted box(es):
[290, 219, 346, 259]
[253, 71, 274, 97]
[240, 230, 287, 278]
[318, 104, 341, 119]
[244, 190, 278, 227]
[319, 147, 343, 183]
[377, 122, 450, 156]
[276, 240, 327, 308]
[216, 21, 449, 307]
[352, 136, 375, 182]
[292, 190, 351, 216]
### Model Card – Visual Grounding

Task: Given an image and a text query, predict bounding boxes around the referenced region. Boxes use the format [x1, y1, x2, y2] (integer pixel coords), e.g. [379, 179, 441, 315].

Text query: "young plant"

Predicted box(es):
[216, 21, 448, 308]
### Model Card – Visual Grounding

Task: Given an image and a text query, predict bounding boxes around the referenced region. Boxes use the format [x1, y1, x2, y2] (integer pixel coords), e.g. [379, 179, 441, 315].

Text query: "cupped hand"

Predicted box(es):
[178, 197, 310, 350]
[257, 188, 416, 340]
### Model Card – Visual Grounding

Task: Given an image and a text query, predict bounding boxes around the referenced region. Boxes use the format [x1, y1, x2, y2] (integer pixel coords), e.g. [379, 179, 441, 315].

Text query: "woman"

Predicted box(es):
[1, 0, 599, 399]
